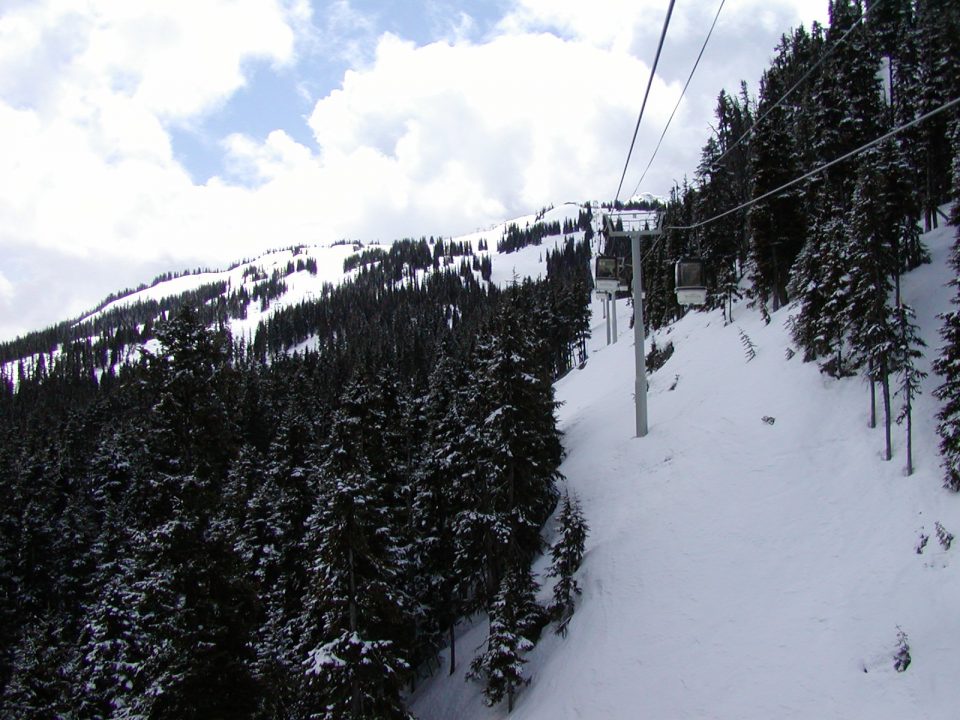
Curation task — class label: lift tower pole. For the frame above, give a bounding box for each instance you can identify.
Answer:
[631,231,648,437]
[605,211,662,438]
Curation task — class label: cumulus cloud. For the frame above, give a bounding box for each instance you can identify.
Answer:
[0,269,12,303]
[0,0,306,259]
[0,0,832,340]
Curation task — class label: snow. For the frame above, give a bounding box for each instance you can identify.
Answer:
[411,218,960,719]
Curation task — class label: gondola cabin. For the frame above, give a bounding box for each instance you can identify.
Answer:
[595,255,623,294]
[675,258,707,305]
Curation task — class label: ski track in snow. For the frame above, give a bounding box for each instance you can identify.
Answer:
[411,217,960,720]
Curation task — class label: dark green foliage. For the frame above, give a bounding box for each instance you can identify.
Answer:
[468,567,537,712]
[547,493,589,635]
[498,219,564,253]
[933,120,960,491]
[934,297,960,491]
[748,58,807,315]
[302,383,415,718]
[892,303,926,474]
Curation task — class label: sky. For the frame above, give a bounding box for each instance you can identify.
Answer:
[0,0,830,341]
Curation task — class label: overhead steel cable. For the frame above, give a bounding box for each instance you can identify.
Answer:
[614,0,676,206]
[664,94,960,232]
[629,0,726,200]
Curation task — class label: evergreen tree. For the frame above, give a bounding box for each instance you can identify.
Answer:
[892,303,927,475]
[468,567,536,713]
[932,122,960,491]
[748,66,807,316]
[791,0,886,370]
[547,493,589,634]
[413,349,473,675]
[105,306,261,719]
[847,149,899,457]
[302,382,414,719]
[457,301,561,604]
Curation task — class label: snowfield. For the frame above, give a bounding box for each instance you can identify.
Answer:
[411,218,960,720]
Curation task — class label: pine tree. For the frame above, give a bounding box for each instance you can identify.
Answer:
[468,567,536,713]
[547,493,589,634]
[847,149,899,457]
[913,0,960,230]
[102,306,261,719]
[457,301,561,604]
[791,0,887,370]
[302,382,414,719]
[413,349,473,675]
[748,66,806,316]
[893,303,927,475]
[932,121,960,491]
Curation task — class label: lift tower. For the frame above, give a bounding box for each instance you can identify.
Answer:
[603,210,662,438]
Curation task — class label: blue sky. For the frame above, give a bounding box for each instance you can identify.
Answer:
[0,0,829,341]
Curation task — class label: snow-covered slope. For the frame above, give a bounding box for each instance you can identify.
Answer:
[411,219,960,719]
[3,203,588,382]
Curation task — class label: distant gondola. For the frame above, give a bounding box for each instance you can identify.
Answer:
[595,255,624,294]
[675,258,706,305]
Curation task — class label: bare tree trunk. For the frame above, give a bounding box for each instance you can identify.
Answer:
[448,614,456,676]
[348,542,362,717]
[881,366,892,461]
[906,391,914,476]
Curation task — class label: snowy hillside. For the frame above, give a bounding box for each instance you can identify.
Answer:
[1,203,587,382]
[411,219,960,719]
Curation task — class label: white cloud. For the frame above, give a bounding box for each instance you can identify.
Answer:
[0,0,306,259]
[0,269,12,302]
[0,0,834,340]
[498,0,829,49]
[303,31,676,226]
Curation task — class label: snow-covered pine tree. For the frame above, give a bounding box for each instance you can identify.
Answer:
[847,148,900,458]
[892,302,927,475]
[102,306,261,719]
[865,0,930,273]
[694,143,732,320]
[302,381,414,719]
[791,0,886,372]
[547,492,589,635]
[913,0,960,230]
[468,566,537,713]
[789,203,851,372]
[0,612,80,719]
[748,65,806,318]
[229,431,314,717]
[453,300,561,607]
[932,120,960,491]
[413,348,474,675]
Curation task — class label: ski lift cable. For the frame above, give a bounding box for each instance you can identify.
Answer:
[711,0,891,172]
[664,94,960,232]
[614,0,677,206]
[629,0,727,200]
